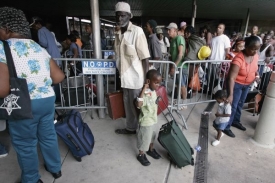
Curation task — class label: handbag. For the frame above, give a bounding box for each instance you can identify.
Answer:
[188,67,201,91]
[0,40,33,120]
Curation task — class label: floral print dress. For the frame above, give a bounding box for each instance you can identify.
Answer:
[0,38,55,100]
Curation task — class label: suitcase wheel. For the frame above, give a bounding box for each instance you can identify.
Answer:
[190,147,194,155]
[73,155,82,162]
[167,153,177,165]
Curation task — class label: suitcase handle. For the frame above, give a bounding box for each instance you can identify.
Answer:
[156,96,179,125]
[156,96,180,134]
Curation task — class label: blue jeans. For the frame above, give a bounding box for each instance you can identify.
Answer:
[225,82,250,130]
[9,96,61,183]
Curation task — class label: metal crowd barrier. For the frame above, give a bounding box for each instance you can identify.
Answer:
[172,60,231,129]
[81,50,115,59]
[244,59,274,114]
[176,60,231,105]
[53,55,274,128]
[54,58,117,111]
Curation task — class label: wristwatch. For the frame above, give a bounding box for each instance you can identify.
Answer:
[137,97,143,102]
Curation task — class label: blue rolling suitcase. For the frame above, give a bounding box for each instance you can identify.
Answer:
[55,110,95,162]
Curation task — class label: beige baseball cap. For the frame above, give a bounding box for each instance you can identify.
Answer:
[115,2,133,18]
[166,22,178,29]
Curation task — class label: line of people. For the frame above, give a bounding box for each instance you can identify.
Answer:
[112,2,275,164]
[0,2,274,180]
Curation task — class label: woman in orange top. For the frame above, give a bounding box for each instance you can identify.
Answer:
[223,36,261,138]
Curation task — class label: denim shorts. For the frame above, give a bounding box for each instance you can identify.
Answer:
[176,68,188,87]
[213,120,229,131]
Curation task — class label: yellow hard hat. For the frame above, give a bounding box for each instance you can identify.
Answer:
[198,46,211,60]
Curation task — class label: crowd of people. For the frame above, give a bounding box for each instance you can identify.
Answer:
[0,1,274,181]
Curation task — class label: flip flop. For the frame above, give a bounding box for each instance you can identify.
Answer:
[115,129,136,135]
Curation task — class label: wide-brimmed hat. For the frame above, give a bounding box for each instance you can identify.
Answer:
[115,2,133,18]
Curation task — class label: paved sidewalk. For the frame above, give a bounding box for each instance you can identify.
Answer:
[0,103,275,183]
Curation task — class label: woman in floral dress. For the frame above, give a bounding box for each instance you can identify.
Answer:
[0,7,64,183]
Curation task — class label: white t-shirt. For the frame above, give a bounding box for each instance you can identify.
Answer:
[215,103,231,124]
[210,34,231,60]
[158,37,170,54]
[254,36,263,45]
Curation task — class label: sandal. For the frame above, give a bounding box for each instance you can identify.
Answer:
[115,128,136,135]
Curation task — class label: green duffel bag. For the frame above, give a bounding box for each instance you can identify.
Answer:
[158,120,194,168]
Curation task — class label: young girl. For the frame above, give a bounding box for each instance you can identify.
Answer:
[226,39,245,60]
[212,90,231,146]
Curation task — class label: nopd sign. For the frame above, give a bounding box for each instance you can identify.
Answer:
[82,60,116,75]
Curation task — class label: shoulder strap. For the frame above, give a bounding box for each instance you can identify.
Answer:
[163,36,167,46]
[2,40,17,78]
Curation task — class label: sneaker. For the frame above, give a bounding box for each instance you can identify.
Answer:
[220,132,224,139]
[211,140,220,146]
[137,154,151,166]
[0,145,8,158]
[146,149,161,159]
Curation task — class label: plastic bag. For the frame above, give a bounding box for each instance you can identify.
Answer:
[189,68,201,91]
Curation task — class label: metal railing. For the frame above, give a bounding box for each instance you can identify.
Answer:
[176,60,231,105]
[81,49,115,59]
[244,59,274,114]
[55,55,274,126]
[54,58,117,111]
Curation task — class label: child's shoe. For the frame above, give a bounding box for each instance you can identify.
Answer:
[146,149,161,159]
[211,140,220,146]
[220,132,224,139]
[137,154,150,166]
[0,145,8,158]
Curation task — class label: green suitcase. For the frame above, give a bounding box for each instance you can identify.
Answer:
[156,95,194,168]
[158,120,194,168]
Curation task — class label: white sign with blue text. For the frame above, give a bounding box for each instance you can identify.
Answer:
[82,60,116,75]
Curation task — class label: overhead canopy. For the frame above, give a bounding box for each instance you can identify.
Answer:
[2,0,275,20]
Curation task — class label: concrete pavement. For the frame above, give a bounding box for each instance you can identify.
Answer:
[0,102,275,183]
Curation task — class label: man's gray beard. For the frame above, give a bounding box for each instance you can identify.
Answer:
[117,22,128,28]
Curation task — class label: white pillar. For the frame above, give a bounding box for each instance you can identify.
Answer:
[243,8,250,37]
[90,0,105,118]
[251,71,275,148]
[191,0,197,27]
